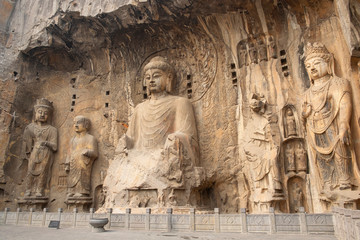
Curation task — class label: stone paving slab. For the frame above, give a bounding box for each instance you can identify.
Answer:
[0,225,337,240]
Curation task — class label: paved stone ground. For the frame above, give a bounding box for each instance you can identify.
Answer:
[0,225,337,240]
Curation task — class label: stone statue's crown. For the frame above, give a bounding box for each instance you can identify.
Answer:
[304,42,331,62]
[34,98,53,110]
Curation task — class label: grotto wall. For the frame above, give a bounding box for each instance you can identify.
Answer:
[1,0,360,213]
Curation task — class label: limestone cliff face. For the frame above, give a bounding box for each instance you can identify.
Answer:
[0,0,360,213]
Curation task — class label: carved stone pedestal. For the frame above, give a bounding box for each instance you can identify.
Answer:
[17,197,48,211]
[65,196,92,212]
[320,189,360,211]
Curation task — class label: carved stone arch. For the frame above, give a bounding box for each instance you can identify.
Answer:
[287,176,308,213]
[93,184,105,211]
[236,39,249,68]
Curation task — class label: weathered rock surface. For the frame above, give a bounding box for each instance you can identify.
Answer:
[0,0,360,213]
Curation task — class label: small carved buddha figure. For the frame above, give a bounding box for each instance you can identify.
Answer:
[65,116,98,198]
[285,144,296,173]
[267,35,277,59]
[237,40,248,68]
[248,41,258,64]
[295,142,307,173]
[23,98,57,197]
[285,108,297,137]
[302,42,357,191]
[257,37,268,62]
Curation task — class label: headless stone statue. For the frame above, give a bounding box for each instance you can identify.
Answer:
[65,116,98,198]
[23,98,57,197]
[104,56,203,208]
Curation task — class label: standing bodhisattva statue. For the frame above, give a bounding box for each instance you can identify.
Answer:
[23,98,57,197]
[302,42,360,193]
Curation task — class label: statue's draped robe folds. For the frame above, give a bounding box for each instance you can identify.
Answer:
[23,123,57,193]
[104,94,201,207]
[66,134,98,195]
[303,77,360,190]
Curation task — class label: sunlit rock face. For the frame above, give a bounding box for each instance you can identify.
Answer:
[1,0,360,213]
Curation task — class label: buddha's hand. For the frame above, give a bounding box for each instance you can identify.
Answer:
[302,101,312,118]
[115,134,132,155]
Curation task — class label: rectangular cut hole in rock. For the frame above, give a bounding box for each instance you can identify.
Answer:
[230,63,236,69]
[187,89,192,94]
[105,103,109,108]
[282,66,288,71]
[233,79,238,84]
[72,94,76,99]
[71,101,75,106]
[231,72,237,78]
[187,82,192,88]
[106,91,110,95]
[280,50,286,56]
[187,74,191,80]
[281,58,287,65]
[143,86,147,91]
[143,94,148,99]
[70,108,74,112]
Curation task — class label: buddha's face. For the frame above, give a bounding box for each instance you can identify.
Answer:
[35,107,49,123]
[305,57,329,80]
[144,68,167,94]
[74,117,87,133]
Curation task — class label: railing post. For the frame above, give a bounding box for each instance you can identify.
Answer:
[16,208,21,225]
[29,208,34,225]
[240,208,247,233]
[190,208,195,232]
[107,208,112,229]
[351,210,360,240]
[89,208,94,229]
[125,208,131,230]
[214,208,220,232]
[89,208,94,219]
[4,208,10,224]
[356,221,360,240]
[73,208,78,228]
[299,207,307,234]
[42,208,48,227]
[167,208,173,232]
[145,208,151,231]
[269,207,276,234]
[58,208,63,223]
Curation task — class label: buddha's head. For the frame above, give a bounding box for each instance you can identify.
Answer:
[304,42,334,83]
[143,56,176,96]
[73,115,91,133]
[34,98,53,123]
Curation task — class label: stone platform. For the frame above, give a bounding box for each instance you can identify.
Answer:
[0,225,337,240]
